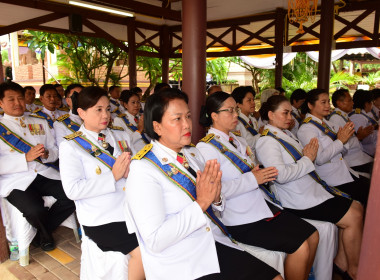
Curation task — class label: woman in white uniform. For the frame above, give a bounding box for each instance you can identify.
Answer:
[113,90,149,152]
[231,86,261,164]
[125,88,282,280]
[59,86,144,280]
[257,95,364,280]
[297,89,371,206]
[197,91,319,280]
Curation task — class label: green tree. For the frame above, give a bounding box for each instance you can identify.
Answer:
[206,58,229,84]
[25,30,129,88]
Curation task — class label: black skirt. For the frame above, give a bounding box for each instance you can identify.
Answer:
[83,221,138,255]
[284,196,352,224]
[195,242,280,280]
[336,173,370,206]
[227,202,316,254]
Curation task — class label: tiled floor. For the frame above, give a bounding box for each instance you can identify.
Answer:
[0,226,81,280]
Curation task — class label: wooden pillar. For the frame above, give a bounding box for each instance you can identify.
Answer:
[182,0,206,143]
[317,0,335,90]
[357,129,380,279]
[160,25,170,84]
[127,18,137,89]
[275,8,286,88]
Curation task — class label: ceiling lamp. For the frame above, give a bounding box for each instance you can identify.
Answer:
[288,0,318,34]
[69,0,134,17]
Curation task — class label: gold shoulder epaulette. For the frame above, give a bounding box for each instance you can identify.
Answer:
[261,128,269,136]
[111,108,119,113]
[64,131,83,140]
[110,125,124,131]
[33,108,42,113]
[189,143,195,147]
[117,113,126,118]
[29,114,45,119]
[33,99,43,106]
[232,131,241,137]
[200,133,215,143]
[57,114,70,122]
[355,108,361,114]
[336,110,341,115]
[58,106,70,112]
[303,117,312,123]
[132,143,153,160]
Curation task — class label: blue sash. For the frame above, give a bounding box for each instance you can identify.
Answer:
[306,119,337,141]
[61,117,80,132]
[327,111,349,123]
[0,122,59,171]
[110,99,120,107]
[291,111,302,124]
[238,116,258,136]
[208,138,282,205]
[33,110,54,128]
[349,110,378,125]
[371,108,379,121]
[119,115,149,144]
[264,130,351,199]
[72,135,116,170]
[143,150,234,241]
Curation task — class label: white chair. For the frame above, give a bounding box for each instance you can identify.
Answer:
[0,197,80,266]
[80,225,129,280]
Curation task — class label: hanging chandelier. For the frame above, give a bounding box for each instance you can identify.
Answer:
[288,0,318,34]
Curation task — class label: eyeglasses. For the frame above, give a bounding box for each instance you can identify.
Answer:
[217,107,239,114]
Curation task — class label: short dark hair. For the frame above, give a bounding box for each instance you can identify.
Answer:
[120,90,139,104]
[353,89,373,109]
[131,87,142,94]
[300,88,328,114]
[144,88,188,140]
[276,87,286,94]
[199,91,230,127]
[153,82,170,94]
[40,84,58,97]
[24,86,36,92]
[332,88,349,108]
[231,86,256,104]
[78,86,108,111]
[54,84,63,89]
[0,82,24,100]
[290,89,307,104]
[260,95,289,121]
[371,88,380,101]
[109,85,120,93]
[64,83,84,98]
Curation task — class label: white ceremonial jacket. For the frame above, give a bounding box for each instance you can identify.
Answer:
[113,110,148,152]
[25,103,42,115]
[290,106,302,135]
[328,108,373,167]
[349,109,378,156]
[297,113,354,187]
[53,111,83,147]
[109,97,121,119]
[234,112,260,164]
[59,125,134,226]
[124,141,242,280]
[256,124,333,210]
[196,127,273,226]
[0,114,60,197]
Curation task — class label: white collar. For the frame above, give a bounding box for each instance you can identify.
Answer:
[306,113,326,124]
[334,108,349,118]
[208,127,235,142]
[154,140,185,160]
[42,107,57,116]
[80,124,108,144]
[3,113,26,121]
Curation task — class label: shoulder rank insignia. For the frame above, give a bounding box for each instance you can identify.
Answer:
[200,133,215,143]
[303,117,312,123]
[232,131,241,137]
[336,111,342,115]
[132,143,153,160]
[111,108,119,113]
[189,143,196,147]
[117,113,126,118]
[58,106,70,112]
[29,114,45,119]
[355,108,361,114]
[32,108,42,114]
[57,114,70,122]
[110,125,124,131]
[64,131,83,140]
[33,99,43,106]
[261,128,269,136]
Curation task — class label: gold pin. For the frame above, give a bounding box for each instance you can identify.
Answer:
[167,171,173,177]
[216,135,220,139]
[9,149,14,152]
[6,131,11,135]
[190,153,195,157]
[273,131,277,135]
[162,158,168,162]
[123,187,126,191]
[171,167,179,175]
[102,142,109,149]
[325,129,329,133]
[68,124,71,128]
[183,162,190,169]
[95,166,102,175]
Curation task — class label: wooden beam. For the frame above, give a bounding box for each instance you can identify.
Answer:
[287,20,321,45]
[373,8,379,46]
[135,33,160,50]
[275,8,286,88]
[0,12,66,36]
[206,28,234,50]
[335,14,374,39]
[334,9,374,40]
[82,18,129,52]
[28,26,98,38]
[235,21,276,49]
[135,50,160,58]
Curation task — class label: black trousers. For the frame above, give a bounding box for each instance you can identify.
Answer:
[6,174,75,242]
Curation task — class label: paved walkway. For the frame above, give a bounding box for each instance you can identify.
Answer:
[0,226,80,280]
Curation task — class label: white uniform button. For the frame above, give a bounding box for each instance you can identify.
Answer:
[206,227,210,232]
